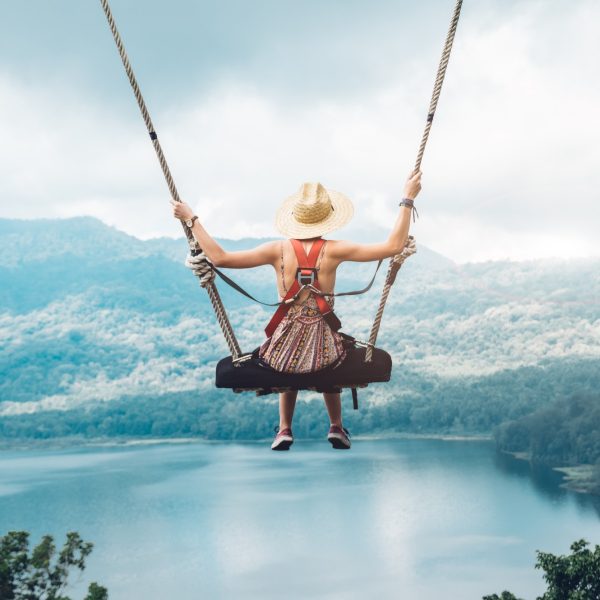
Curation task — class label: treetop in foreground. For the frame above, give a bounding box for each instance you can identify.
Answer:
[0,530,108,600]
[483,539,600,600]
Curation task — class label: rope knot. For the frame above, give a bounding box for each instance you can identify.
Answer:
[185,252,216,287]
[391,236,417,266]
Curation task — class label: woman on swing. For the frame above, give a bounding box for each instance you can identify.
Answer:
[172,170,422,451]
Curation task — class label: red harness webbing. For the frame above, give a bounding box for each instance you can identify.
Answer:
[264,238,336,338]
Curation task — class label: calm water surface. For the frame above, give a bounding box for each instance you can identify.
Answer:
[1,438,599,600]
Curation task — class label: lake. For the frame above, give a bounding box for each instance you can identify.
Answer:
[1,438,599,600]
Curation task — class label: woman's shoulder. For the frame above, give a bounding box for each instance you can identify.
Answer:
[320,238,348,261]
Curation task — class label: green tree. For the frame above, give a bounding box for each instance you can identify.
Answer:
[84,583,108,600]
[483,539,600,600]
[535,539,600,600]
[0,531,108,600]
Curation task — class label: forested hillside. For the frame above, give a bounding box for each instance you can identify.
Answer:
[494,393,600,494]
[1,217,599,441]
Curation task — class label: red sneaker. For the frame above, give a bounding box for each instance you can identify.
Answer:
[328,425,351,450]
[271,427,294,451]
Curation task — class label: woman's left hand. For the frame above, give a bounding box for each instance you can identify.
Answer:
[170,199,195,221]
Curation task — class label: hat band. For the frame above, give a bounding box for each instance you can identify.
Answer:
[293,201,333,224]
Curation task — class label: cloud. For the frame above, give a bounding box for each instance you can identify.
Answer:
[0,0,599,262]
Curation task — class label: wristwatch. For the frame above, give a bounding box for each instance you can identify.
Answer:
[185,215,199,228]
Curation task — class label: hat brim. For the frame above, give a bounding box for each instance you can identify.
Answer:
[275,188,354,239]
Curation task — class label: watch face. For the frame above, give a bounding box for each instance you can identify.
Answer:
[185,219,192,227]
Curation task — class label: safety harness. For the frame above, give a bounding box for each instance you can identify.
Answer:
[265,239,341,338]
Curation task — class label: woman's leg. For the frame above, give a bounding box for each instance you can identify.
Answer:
[323,391,343,427]
[279,390,298,429]
[324,391,351,449]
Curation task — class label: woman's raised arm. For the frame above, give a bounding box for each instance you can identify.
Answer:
[171,200,279,268]
[328,170,422,264]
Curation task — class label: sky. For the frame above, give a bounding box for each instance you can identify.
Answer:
[0,0,599,263]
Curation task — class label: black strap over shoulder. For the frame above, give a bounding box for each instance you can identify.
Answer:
[210,265,282,306]
[209,260,383,308]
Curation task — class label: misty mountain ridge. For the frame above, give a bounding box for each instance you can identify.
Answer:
[0,216,454,270]
[0,217,598,429]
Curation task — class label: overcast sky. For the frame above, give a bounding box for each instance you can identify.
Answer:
[1,0,598,263]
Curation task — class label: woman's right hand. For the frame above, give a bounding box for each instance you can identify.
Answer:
[403,170,422,200]
[170,199,195,221]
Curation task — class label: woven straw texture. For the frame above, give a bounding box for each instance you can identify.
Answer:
[275,182,354,239]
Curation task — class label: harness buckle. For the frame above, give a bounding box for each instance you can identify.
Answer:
[296,267,318,286]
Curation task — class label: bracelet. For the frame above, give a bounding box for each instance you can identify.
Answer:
[399,198,419,222]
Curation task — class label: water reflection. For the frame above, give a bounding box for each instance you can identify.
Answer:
[1,439,599,600]
[493,448,600,517]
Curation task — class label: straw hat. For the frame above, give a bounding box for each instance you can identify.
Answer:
[275,182,354,239]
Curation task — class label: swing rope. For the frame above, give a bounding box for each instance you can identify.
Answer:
[99,0,242,360]
[364,0,463,362]
[99,0,462,369]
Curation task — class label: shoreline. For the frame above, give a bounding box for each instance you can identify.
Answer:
[552,465,598,495]
[501,450,599,497]
[356,432,492,442]
[0,431,493,452]
[5,435,597,496]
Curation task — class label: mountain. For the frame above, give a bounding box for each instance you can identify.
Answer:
[0,217,453,314]
[0,217,599,441]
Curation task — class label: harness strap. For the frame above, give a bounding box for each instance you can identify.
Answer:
[292,238,324,269]
[290,239,333,319]
[265,278,301,337]
[205,254,384,306]
[265,239,337,337]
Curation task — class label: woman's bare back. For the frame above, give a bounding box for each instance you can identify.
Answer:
[277,238,337,302]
